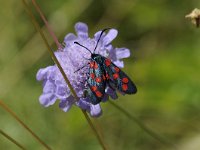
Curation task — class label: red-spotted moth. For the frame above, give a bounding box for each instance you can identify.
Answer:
[74,29,137,104]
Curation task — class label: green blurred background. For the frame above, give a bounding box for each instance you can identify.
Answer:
[1,0,200,149]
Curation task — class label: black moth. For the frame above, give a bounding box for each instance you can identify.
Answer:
[74,28,137,105]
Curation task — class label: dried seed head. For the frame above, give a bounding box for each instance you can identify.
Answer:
[186,8,200,27]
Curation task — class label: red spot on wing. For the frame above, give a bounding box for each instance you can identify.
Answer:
[90,61,98,69]
[90,62,94,68]
[114,67,120,72]
[113,73,119,79]
[105,59,111,66]
[94,62,98,69]
[90,73,95,79]
[122,84,128,91]
[103,75,106,80]
[91,86,97,91]
[95,77,102,83]
[106,73,110,79]
[122,77,129,83]
[95,91,102,97]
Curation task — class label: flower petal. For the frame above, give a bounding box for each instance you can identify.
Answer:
[36,66,54,81]
[89,104,102,117]
[64,33,77,47]
[55,84,69,99]
[94,31,103,41]
[43,80,55,93]
[39,93,57,107]
[75,22,88,39]
[116,48,130,59]
[59,95,75,112]
[106,87,118,99]
[101,94,109,102]
[113,60,124,68]
[76,98,90,110]
[103,29,118,45]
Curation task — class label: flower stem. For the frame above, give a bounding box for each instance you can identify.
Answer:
[22,1,108,149]
[0,100,51,150]
[82,110,108,150]
[0,129,26,150]
[109,100,178,150]
[22,0,76,98]
[31,0,62,49]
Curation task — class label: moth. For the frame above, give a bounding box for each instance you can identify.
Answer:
[74,29,137,105]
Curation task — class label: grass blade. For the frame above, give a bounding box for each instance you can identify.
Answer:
[0,100,51,150]
[0,129,26,150]
[109,100,177,149]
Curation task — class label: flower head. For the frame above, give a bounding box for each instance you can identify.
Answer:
[36,22,131,117]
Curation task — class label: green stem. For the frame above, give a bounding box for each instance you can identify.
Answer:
[0,100,51,150]
[0,129,26,150]
[109,100,177,150]
[22,1,108,149]
[31,0,62,49]
[22,0,76,98]
[82,110,107,150]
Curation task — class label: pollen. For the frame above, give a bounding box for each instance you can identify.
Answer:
[122,84,128,91]
[113,73,119,79]
[122,77,129,83]
[105,59,111,66]
[95,77,102,83]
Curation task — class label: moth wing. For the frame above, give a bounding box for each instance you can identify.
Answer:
[85,88,101,105]
[103,58,137,94]
[86,61,106,104]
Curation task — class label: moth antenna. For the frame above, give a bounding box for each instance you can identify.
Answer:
[74,41,92,54]
[94,28,111,53]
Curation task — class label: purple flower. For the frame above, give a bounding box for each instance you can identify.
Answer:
[36,22,131,117]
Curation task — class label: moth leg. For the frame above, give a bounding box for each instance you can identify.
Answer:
[82,89,88,98]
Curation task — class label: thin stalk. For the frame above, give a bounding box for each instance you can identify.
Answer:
[22,0,108,149]
[31,0,62,49]
[0,129,26,150]
[0,100,51,150]
[22,0,76,97]
[109,100,177,149]
[82,110,107,150]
